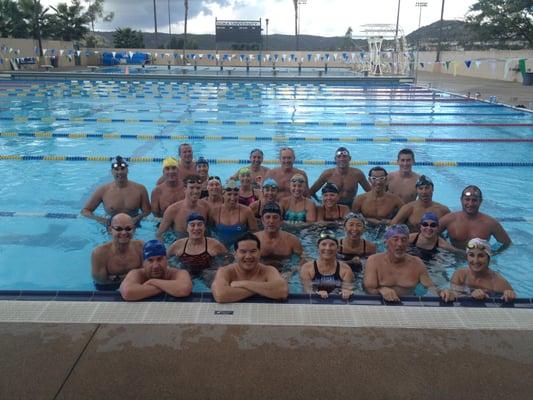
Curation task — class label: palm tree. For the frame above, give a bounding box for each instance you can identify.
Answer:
[0,0,28,38]
[293,0,298,51]
[19,0,49,58]
[113,27,144,48]
[50,1,90,42]
[182,0,188,65]
[153,0,158,48]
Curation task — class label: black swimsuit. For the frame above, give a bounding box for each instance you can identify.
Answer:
[337,239,369,272]
[409,233,439,261]
[312,261,342,293]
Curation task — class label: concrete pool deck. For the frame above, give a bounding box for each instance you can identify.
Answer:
[416,71,533,110]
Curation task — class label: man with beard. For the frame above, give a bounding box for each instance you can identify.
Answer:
[157,143,196,185]
[439,185,511,251]
[151,156,185,217]
[390,175,450,232]
[364,224,455,302]
[120,240,192,301]
[81,156,150,226]
[309,147,370,207]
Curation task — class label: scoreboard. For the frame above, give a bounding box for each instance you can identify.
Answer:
[215,19,262,43]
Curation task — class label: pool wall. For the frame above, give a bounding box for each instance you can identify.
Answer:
[1,318,532,399]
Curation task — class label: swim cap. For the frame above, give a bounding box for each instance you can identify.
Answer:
[420,212,439,224]
[321,182,339,194]
[224,179,240,190]
[318,229,338,245]
[290,173,306,183]
[462,185,483,200]
[196,156,209,166]
[416,175,434,188]
[262,178,279,189]
[238,167,251,175]
[187,212,205,224]
[143,240,166,260]
[466,238,492,257]
[111,155,128,169]
[162,156,178,168]
[261,202,282,216]
[335,147,350,156]
[384,224,410,240]
[344,212,366,226]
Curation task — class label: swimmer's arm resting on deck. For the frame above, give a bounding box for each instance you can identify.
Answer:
[81,186,109,225]
[144,270,193,298]
[230,270,288,300]
[120,270,163,301]
[362,256,400,301]
[211,267,257,303]
[419,267,455,302]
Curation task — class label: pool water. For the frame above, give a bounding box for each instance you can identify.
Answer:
[1,78,533,296]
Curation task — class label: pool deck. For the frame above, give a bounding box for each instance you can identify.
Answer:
[416,71,533,110]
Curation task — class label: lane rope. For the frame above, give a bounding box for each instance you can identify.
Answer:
[0,210,530,223]
[1,116,531,127]
[2,132,533,143]
[1,155,532,167]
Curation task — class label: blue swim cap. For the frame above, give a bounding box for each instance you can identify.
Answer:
[143,240,166,260]
[262,178,278,188]
[187,212,205,224]
[384,224,410,240]
[420,212,439,224]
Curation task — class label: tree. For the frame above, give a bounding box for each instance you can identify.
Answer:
[113,27,144,48]
[19,0,51,57]
[84,0,113,35]
[466,0,533,47]
[0,0,28,37]
[343,26,354,50]
[49,1,90,42]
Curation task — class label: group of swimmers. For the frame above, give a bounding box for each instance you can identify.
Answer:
[83,144,515,303]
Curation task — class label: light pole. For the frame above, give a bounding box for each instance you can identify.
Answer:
[265,18,269,51]
[414,2,427,83]
[297,0,307,52]
[394,0,401,74]
[436,0,445,62]
[153,0,158,48]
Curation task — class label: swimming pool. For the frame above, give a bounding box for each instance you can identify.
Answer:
[1,76,532,297]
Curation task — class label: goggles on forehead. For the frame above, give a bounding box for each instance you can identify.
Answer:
[207,176,221,182]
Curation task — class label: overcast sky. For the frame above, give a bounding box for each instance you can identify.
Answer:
[42,0,478,36]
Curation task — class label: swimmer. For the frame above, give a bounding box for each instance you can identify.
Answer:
[120,240,192,301]
[157,175,209,240]
[337,212,377,272]
[230,148,270,187]
[167,213,227,277]
[237,167,261,206]
[264,147,309,198]
[209,180,258,248]
[387,148,420,203]
[157,143,196,185]
[255,202,305,269]
[364,224,455,302]
[195,156,210,198]
[280,174,317,225]
[250,178,280,219]
[309,147,370,207]
[211,233,289,303]
[352,166,404,226]
[439,185,511,251]
[300,229,354,299]
[450,238,515,302]
[150,156,185,217]
[316,182,350,222]
[390,175,450,232]
[407,212,463,262]
[81,156,150,226]
[200,175,224,209]
[91,213,144,290]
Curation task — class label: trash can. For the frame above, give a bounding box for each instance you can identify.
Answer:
[522,72,533,86]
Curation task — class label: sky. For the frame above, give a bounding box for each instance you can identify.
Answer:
[42,0,478,36]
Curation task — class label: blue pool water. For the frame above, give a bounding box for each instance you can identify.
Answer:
[1,77,533,296]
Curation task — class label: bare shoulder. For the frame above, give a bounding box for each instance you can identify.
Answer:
[261,264,283,276]
[451,268,467,283]
[131,240,144,251]
[349,167,366,178]
[92,242,112,257]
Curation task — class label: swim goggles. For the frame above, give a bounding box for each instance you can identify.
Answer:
[112,225,134,232]
[318,229,338,244]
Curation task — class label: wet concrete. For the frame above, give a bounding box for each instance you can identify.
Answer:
[1,323,532,399]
